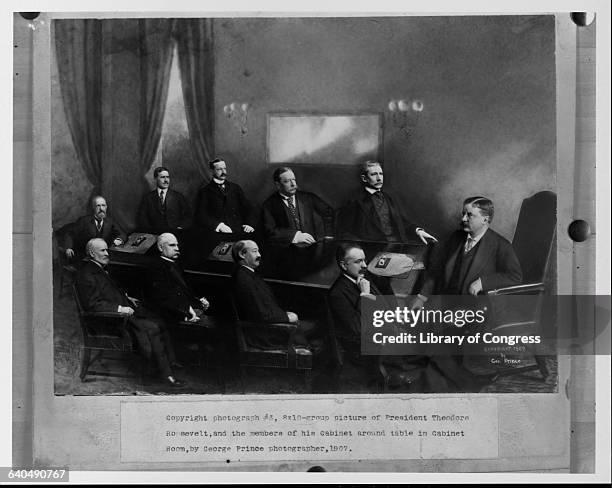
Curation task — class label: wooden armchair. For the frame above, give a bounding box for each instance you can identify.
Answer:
[72,285,142,381]
[228,293,314,392]
[485,191,557,379]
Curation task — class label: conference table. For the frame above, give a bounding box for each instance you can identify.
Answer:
[108,234,430,301]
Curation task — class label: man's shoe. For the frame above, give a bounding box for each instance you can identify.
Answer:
[165,376,187,387]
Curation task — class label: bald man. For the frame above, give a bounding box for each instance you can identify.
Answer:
[146,233,210,323]
[75,238,185,387]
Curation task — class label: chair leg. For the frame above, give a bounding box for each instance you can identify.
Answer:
[304,369,313,393]
[79,348,91,381]
[535,356,549,379]
[239,365,247,394]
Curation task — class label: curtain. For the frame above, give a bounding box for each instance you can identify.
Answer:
[174,18,215,179]
[138,18,176,178]
[54,19,103,195]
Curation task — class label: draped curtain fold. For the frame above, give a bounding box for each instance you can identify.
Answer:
[174,18,215,178]
[138,18,176,178]
[54,19,103,195]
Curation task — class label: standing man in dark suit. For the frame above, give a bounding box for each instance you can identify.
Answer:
[137,167,191,234]
[146,233,210,323]
[64,195,125,260]
[337,160,436,244]
[75,238,185,387]
[261,167,334,247]
[194,158,256,237]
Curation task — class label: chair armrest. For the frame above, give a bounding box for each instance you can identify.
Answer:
[237,320,298,332]
[82,311,130,320]
[486,282,545,296]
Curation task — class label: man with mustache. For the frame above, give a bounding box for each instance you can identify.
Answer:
[328,243,467,392]
[64,195,125,261]
[338,160,437,244]
[415,196,522,299]
[261,167,334,247]
[411,196,522,392]
[194,158,256,237]
[137,167,191,234]
[146,233,210,323]
[231,239,315,348]
[75,238,185,387]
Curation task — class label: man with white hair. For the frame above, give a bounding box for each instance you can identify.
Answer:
[146,233,210,323]
[75,238,185,387]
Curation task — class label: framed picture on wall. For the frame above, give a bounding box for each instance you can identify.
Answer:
[266,113,383,165]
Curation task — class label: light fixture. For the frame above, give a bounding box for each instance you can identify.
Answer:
[387,98,424,136]
[223,102,250,135]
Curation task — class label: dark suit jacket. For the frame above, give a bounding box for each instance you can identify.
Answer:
[231,265,288,323]
[145,257,203,321]
[337,188,419,242]
[328,274,388,347]
[64,215,125,257]
[75,259,134,313]
[421,228,523,296]
[137,189,191,234]
[195,180,255,232]
[261,191,334,246]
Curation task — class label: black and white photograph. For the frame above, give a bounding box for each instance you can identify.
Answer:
[8,3,608,480]
[50,14,559,396]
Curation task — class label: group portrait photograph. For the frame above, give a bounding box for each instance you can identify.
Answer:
[49,14,560,397]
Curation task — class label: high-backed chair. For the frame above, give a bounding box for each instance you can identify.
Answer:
[55,223,78,298]
[227,293,314,393]
[72,285,141,381]
[486,190,557,379]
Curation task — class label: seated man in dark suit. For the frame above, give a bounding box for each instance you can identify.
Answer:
[414,196,522,300]
[75,238,185,387]
[194,158,256,237]
[337,160,436,244]
[231,239,316,348]
[146,233,210,323]
[411,196,522,391]
[64,195,125,261]
[137,166,191,234]
[261,167,334,248]
[328,243,448,390]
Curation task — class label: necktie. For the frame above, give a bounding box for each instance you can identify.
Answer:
[219,184,226,195]
[465,236,476,253]
[372,191,385,210]
[286,196,301,229]
[159,190,166,214]
[95,219,102,234]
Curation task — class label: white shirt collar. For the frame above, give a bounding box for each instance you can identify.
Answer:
[241,264,255,272]
[365,186,381,195]
[343,273,359,285]
[212,178,226,185]
[466,227,489,245]
[160,256,175,263]
[158,188,166,196]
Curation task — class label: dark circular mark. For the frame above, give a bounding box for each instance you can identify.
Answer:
[226,459,230,463]
[243,69,251,77]
[571,12,595,27]
[19,12,40,20]
[568,219,591,242]
[307,466,326,472]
